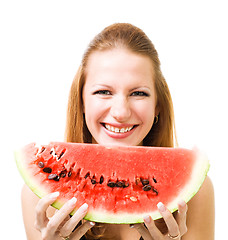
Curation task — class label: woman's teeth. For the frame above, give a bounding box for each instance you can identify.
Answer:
[104,124,134,133]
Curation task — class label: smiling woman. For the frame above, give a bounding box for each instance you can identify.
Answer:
[82,48,157,146]
[21,23,214,240]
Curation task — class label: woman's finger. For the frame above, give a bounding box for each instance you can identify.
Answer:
[157,202,180,238]
[46,197,77,235]
[60,203,89,237]
[131,222,155,240]
[70,221,95,239]
[176,200,188,235]
[144,215,164,239]
[35,192,59,230]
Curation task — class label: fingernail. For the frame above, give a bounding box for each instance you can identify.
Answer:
[143,215,151,224]
[69,197,77,205]
[157,202,166,212]
[50,192,59,198]
[78,203,88,212]
[178,199,186,207]
[129,224,135,228]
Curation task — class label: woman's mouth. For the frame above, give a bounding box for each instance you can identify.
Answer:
[102,123,138,138]
[104,124,135,133]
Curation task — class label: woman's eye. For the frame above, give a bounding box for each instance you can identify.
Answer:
[131,91,149,97]
[94,90,111,95]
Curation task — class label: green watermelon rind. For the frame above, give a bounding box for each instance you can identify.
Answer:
[15,146,210,224]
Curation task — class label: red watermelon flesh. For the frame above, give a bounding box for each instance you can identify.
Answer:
[15,142,209,223]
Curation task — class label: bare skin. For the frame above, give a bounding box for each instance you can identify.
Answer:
[21,176,214,240]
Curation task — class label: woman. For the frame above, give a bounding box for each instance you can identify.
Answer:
[22,23,215,240]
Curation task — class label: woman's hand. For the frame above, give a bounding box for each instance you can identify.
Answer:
[34,192,94,240]
[132,200,188,240]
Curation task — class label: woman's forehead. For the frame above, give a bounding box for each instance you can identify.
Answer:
[85,49,155,85]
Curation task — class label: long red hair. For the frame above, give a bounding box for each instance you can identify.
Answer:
[65,23,177,147]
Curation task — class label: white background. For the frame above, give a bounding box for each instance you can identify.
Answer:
[1,0,227,238]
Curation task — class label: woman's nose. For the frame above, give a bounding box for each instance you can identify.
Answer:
[110,96,131,122]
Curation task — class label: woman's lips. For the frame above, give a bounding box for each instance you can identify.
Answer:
[101,123,137,139]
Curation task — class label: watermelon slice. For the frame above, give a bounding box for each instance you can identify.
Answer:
[15,142,209,224]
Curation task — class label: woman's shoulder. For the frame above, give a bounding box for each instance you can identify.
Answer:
[202,176,214,190]
[192,176,214,203]
[187,176,214,212]
[183,176,215,239]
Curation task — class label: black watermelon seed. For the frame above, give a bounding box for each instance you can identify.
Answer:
[54,175,60,181]
[153,188,159,195]
[58,151,65,160]
[141,179,150,186]
[60,171,66,178]
[40,147,45,153]
[60,173,66,178]
[107,181,115,188]
[123,182,129,188]
[142,184,152,191]
[99,176,104,184]
[84,172,90,179]
[91,179,96,184]
[38,161,44,168]
[43,167,52,173]
[153,177,157,183]
[68,171,72,177]
[48,174,58,180]
[116,181,124,188]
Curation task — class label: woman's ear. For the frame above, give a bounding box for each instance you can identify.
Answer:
[155,106,159,117]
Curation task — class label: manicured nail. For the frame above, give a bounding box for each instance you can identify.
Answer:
[129,224,135,228]
[178,199,186,207]
[69,197,77,205]
[89,221,95,226]
[157,202,166,212]
[143,215,151,224]
[50,192,59,198]
[78,203,88,212]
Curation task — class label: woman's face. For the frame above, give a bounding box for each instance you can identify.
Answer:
[82,48,157,146]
